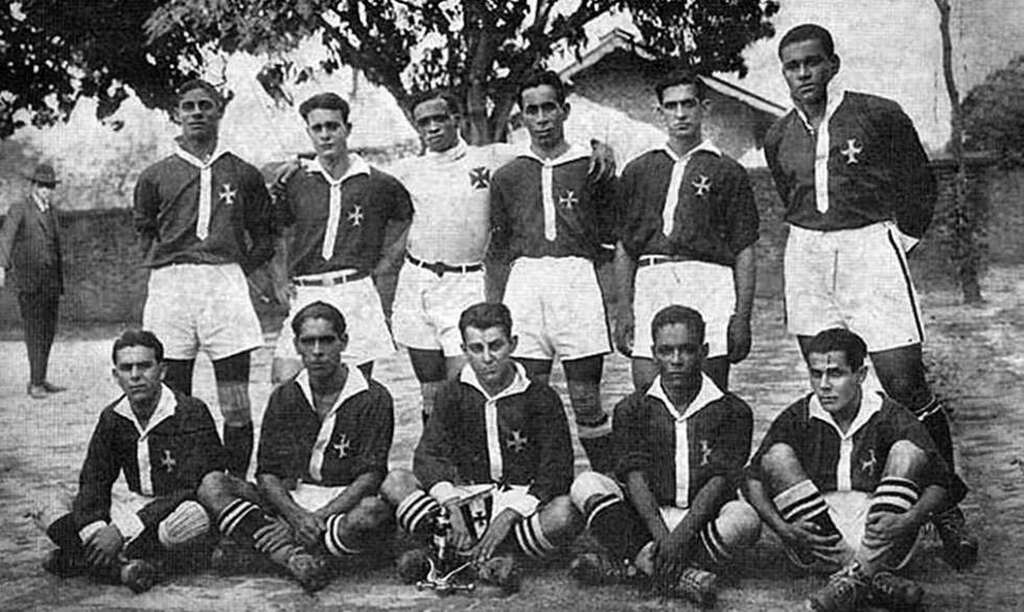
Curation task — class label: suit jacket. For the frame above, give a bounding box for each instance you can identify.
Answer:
[0,195,63,294]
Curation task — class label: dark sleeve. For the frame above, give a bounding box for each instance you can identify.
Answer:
[174,397,227,488]
[256,387,303,480]
[348,385,395,481]
[71,411,121,528]
[242,164,275,273]
[763,123,791,207]
[0,197,25,268]
[413,384,463,489]
[527,387,574,501]
[136,492,194,528]
[273,174,298,230]
[593,172,619,247]
[132,170,160,248]
[387,174,414,222]
[708,398,754,490]
[487,176,510,262]
[885,404,952,490]
[614,397,652,481]
[745,400,806,483]
[887,106,936,239]
[723,164,760,255]
[617,162,640,256]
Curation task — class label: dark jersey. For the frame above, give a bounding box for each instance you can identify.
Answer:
[746,391,951,493]
[764,91,936,238]
[414,363,573,504]
[133,148,275,271]
[489,144,616,262]
[275,156,413,275]
[615,375,753,508]
[619,145,759,266]
[72,387,225,530]
[257,369,394,486]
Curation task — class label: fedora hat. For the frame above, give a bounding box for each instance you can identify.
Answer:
[25,163,59,187]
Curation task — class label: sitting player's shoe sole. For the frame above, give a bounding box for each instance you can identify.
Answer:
[675,567,719,608]
[932,506,979,571]
[475,554,521,594]
[396,548,432,584]
[286,552,333,593]
[42,548,89,577]
[867,571,924,609]
[120,559,159,594]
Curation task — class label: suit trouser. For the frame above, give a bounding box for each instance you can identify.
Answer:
[18,289,59,385]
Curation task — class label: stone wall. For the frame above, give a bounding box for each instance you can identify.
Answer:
[0,161,1012,327]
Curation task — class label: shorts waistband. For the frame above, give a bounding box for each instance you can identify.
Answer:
[293,269,370,287]
[405,252,484,277]
[637,254,692,268]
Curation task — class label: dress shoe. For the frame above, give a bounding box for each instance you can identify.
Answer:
[27,384,48,400]
[41,381,67,393]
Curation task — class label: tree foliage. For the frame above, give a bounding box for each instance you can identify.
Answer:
[962,55,1024,167]
[145,0,780,144]
[0,1,205,139]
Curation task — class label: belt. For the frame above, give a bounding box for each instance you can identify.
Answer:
[406,253,484,277]
[292,269,370,287]
[636,255,689,268]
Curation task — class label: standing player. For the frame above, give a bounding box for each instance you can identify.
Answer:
[270,92,412,382]
[487,71,618,472]
[390,88,616,425]
[0,163,67,398]
[615,70,758,391]
[36,330,224,593]
[381,303,580,590]
[763,23,976,567]
[570,306,760,606]
[743,328,954,611]
[133,79,274,478]
[197,301,394,592]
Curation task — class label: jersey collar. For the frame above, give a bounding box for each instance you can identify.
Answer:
[792,76,847,133]
[459,360,532,401]
[113,384,178,440]
[647,373,725,422]
[517,142,591,167]
[295,366,369,421]
[174,140,231,168]
[427,138,469,163]
[658,139,721,163]
[808,387,883,440]
[302,153,371,186]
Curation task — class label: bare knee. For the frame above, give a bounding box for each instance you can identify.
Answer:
[347,496,392,529]
[883,440,928,479]
[380,469,422,505]
[719,500,763,546]
[569,470,621,513]
[761,443,805,492]
[198,471,241,510]
[539,495,581,534]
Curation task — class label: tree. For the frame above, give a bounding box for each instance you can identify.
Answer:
[145,0,780,144]
[0,1,205,139]
[962,55,1024,166]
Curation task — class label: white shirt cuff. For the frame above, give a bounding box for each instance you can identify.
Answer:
[428,481,461,505]
[501,490,541,518]
[77,520,108,543]
[113,512,146,541]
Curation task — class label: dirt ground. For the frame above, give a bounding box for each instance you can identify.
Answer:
[1,266,1021,611]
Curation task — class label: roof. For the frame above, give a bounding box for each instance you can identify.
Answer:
[558,28,786,117]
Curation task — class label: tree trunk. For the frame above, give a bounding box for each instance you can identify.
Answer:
[935,0,983,302]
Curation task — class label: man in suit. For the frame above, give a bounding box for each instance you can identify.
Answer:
[0,163,67,399]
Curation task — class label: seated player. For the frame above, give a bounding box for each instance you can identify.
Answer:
[743,328,954,611]
[570,305,760,606]
[35,330,225,593]
[380,302,581,592]
[197,301,394,592]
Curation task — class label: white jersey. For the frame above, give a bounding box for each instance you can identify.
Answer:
[392,140,518,264]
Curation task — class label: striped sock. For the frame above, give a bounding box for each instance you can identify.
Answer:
[322,514,363,557]
[513,513,557,560]
[585,494,633,555]
[869,477,920,515]
[774,479,842,536]
[695,520,733,570]
[217,499,271,544]
[396,490,440,537]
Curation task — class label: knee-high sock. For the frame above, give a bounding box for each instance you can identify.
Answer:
[859,476,920,573]
[773,479,842,566]
[513,513,558,560]
[223,423,254,478]
[396,490,441,538]
[217,499,297,563]
[584,494,637,559]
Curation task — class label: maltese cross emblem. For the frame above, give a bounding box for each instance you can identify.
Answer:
[558,190,578,209]
[506,430,529,453]
[333,434,351,459]
[840,139,863,164]
[347,205,364,227]
[692,175,711,197]
[160,449,176,473]
[219,183,237,205]
[469,166,490,189]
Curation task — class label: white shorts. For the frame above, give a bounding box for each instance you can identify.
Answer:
[432,483,539,538]
[632,259,734,359]
[822,490,922,572]
[144,263,263,361]
[275,276,394,366]
[504,257,611,361]
[292,483,346,512]
[391,261,485,356]
[785,222,925,351]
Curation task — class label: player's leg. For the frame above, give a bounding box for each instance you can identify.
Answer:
[212,351,254,479]
[517,357,553,384]
[510,495,581,561]
[569,471,649,584]
[563,355,614,473]
[759,442,848,570]
[163,359,196,396]
[197,471,330,590]
[120,499,213,571]
[38,290,60,389]
[143,264,201,394]
[382,468,442,540]
[320,496,393,558]
[631,357,658,391]
[703,356,730,391]
[18,290,48,393]
[408,348,448,425]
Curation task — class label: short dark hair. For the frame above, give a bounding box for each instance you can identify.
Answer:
[654,69,706,103]
[650,305,706,345]
[409,88,463,117]
[111,329,164,364]
[291,301,348,338]
[517,70,569,106]
[298,92,351,124]
[778,23,836,58]
[459,302,513,340]
[806,328,867,371]
[176,79,224,109]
